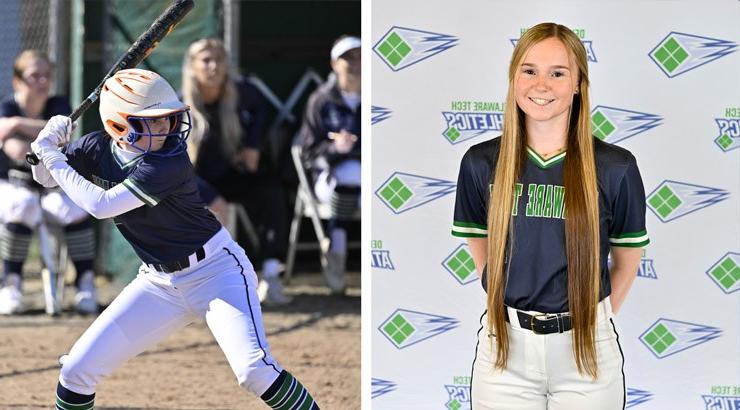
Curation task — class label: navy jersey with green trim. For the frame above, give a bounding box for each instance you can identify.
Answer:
[452,137,649,313]
[62,131,221,264]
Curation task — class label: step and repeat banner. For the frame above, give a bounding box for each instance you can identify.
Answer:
[371,1,739,409]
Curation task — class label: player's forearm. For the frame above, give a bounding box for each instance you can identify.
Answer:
[31,163,59,188]
[609,263,640,314]
[608,246,642,314]
[47,160,143,219]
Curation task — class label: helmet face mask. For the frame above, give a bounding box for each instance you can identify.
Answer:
[99,69,192,156]
[125,110,192,156]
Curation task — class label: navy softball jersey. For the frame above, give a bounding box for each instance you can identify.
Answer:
[452,137,650,313]
[62,131,221,264]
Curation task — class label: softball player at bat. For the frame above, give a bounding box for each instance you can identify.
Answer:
[451,23,649,409]
[30,69,319,410]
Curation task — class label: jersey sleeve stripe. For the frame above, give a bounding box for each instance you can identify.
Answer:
[609,239,650,248]
[122,179,159,207]
[451,226,488,237]
[610,230,648,239]
[453,221,487,230]
[609,234,650,247]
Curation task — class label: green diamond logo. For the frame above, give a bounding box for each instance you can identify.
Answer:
[376,31,413,67]
[652,36,690,73]
[381,313,416,347]
[715,133,734,151]
[447,399,462,410]
[592,110,616,140]
[445,127,461,142]
[443,244,478,285]
[647,185,682,219]
[376,172,456,214]
[641,323,677,355]
[639,319,722,358]
[707,253,740,293]
[378,177,414,211]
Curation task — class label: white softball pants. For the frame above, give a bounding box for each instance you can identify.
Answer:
[0,180,88,226]
[58,228,283,396]
[472,297,625,410]
[314,159,361,204]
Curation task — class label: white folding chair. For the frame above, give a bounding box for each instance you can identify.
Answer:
[284,144,360,282]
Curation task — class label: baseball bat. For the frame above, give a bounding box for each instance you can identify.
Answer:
[26,0,194,165]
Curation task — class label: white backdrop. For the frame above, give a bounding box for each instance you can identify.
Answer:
[370,1,740,409]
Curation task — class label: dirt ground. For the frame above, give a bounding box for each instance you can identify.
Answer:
[0,270,360,409]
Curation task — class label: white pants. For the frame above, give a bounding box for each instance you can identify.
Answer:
[0,180,88,226]
[314,159,361,205]
[59,228,283,395]
[472,298,625,410]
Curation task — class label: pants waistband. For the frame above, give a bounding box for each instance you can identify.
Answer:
[146,227,232,274]
[505,296,613,334]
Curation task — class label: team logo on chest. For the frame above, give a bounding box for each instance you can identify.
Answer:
[378,309,459,349]
[373,26,458,71]
[649,32,737,78]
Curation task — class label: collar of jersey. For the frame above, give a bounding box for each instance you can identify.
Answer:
[110,140,144,169]
[526,146,566,169]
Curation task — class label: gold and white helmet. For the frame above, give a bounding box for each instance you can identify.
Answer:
[99,68,191,155]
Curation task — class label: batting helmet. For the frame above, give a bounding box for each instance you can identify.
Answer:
[99,68,191,156]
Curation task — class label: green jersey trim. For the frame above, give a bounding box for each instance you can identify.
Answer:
[452,221,488,237]
[609,230,650,247]
[122,178,159,207]
[526,146,567,169]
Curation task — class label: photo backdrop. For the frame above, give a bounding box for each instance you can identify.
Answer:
[371,1,740,409]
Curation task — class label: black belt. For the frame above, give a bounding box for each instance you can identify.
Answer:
[147,247,206,273]
[506,309,572,334]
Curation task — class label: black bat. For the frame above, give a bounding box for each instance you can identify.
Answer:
[26,0,194,165]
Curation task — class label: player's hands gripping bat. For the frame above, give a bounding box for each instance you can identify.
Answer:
[26,0,194,165]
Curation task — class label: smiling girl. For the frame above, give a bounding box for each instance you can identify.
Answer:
[452,23,650,409]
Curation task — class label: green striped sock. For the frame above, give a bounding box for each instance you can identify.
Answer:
[56,382,95,410]
[261,370,320,410]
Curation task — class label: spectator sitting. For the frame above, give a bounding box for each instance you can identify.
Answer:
[298,35,361,295]
[181,38,292,305]
[0,50,98,314]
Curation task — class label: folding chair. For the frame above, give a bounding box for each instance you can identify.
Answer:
[284,143,360,282]
[224,202,261,254]
[284,144,331,281]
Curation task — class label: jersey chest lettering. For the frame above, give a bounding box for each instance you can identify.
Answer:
[487,182,566,219]
[513,183,565,219]
[91,174,119,190]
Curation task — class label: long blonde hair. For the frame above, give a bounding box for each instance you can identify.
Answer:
[181,38,242,163]
[487,22,601,378]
